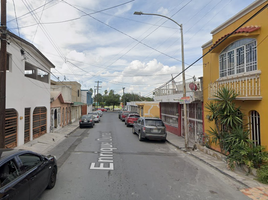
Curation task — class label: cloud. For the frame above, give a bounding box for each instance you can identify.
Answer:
[7,0,256,97]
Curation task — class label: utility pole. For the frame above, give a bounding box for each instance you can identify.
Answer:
[122,87,125,110]
[0,0,7,148]
[94,81,102,109]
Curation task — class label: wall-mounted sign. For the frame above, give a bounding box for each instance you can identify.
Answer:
[179,96,192,104]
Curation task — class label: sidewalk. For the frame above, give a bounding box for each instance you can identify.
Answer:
[16,123,268,200]
[15,121,79,155]
[166,132,268,200]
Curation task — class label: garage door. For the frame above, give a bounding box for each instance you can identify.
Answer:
[5,109,18,148]
[33,107,47,139]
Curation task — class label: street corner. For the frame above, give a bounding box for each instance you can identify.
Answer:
[240,186,268,200]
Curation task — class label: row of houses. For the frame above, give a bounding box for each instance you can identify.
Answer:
[153,0,268,151]
[3,31,94,148]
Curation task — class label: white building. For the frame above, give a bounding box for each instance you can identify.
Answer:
[5,31,55,148]
[81,90,93,114]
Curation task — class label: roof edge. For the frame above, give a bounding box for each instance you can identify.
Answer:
[202,39,213,49]
[211,0,266,35]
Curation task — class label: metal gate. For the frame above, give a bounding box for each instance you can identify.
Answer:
[33,107,47,139]
[5,109,18,148]
[24,108,30,143]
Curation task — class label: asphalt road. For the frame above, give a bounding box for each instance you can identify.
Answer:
[39,112,249,200]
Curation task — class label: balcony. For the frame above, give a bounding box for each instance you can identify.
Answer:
[208,71,262,100]
[154,78,203,103]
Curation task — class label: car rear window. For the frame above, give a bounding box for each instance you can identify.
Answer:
[145,120,164,126]
[130,115,140,118]
[81,115,87,119]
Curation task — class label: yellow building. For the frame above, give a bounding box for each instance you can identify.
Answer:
[202,0,268,150]
[127,102,160,118]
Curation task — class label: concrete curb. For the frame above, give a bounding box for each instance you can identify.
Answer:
[166,139,250,188]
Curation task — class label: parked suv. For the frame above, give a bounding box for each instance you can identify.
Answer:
[125,113,140,127]
[132,117,166,142]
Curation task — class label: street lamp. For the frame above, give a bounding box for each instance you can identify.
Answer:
[134,11,189,149]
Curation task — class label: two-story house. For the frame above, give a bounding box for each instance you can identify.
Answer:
[51,81,84,122]
[81,89,94,115]
[154,77,203,144]
[202,0,268,149]
[5,31,55,148]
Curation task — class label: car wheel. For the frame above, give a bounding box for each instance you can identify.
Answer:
[126,123,129,127]
[132,128,136,134]
[138,131,143,141]
[47,167,57,189]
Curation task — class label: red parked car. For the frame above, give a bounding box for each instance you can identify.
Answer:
[98,108,107,112]
[125,113,140,127]
[120,111,130,121]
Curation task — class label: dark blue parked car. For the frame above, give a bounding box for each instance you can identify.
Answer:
[0,149,57,200]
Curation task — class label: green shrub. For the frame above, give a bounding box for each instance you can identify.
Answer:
[257,164,268,184]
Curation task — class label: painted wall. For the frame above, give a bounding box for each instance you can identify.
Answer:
[135,102,160,118]
[6,35,53,146]
[202,0,268,149]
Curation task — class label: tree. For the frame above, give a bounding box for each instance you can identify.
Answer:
[94,93,103,107]
[122,93,154,103]
[205,87,242,152]
[104,89,120,110]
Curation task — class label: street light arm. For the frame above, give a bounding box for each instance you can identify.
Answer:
[133,11,182,28]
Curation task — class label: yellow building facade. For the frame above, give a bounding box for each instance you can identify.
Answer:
[202,0,268,150]
[127,102,160,118]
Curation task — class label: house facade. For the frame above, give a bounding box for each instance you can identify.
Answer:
[81,90,93,115]
[126,101,160,118]
[5,31,55,148]
[154,77,203,143]
[50,91,72,132]
[51,81,83,122]
[202,0,268,149]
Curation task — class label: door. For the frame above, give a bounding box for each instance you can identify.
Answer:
[19,153,50,200]
[0,159,29,200]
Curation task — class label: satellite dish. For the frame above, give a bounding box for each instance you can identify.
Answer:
[189,82,197,91]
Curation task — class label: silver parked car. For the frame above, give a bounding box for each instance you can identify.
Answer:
[89,112,101,123]
[132,117,166,142]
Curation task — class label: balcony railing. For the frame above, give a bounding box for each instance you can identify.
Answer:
[154,78,201,96]
[208,72,261,100]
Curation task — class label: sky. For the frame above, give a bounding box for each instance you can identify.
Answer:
[6,0,256,97]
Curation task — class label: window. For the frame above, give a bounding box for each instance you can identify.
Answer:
[219,38,257,78]
[19,154,42,173]
[6,53,11,71]
[25,62,49,83]
[0,159,20,187]
[249,110,261,146]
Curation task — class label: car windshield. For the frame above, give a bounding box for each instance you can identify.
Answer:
[145,120,164,126]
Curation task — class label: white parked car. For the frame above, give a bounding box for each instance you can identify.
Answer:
[95,110,103,117]
[88,112,100,123]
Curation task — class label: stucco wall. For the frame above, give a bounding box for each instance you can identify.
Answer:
[202,1,268,149]
[6,37,52,146]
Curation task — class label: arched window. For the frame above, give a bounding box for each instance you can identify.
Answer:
[219,38,257,78]
[249,110,261,146]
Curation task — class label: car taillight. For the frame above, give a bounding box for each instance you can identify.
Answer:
[143,127,146,132]
[79,120,82,122]
[90,119,92,122]
[97,116,99,118]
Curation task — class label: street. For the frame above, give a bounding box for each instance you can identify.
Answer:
[38,112,249,200]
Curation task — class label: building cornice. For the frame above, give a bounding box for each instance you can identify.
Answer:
[211,0,267,35]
